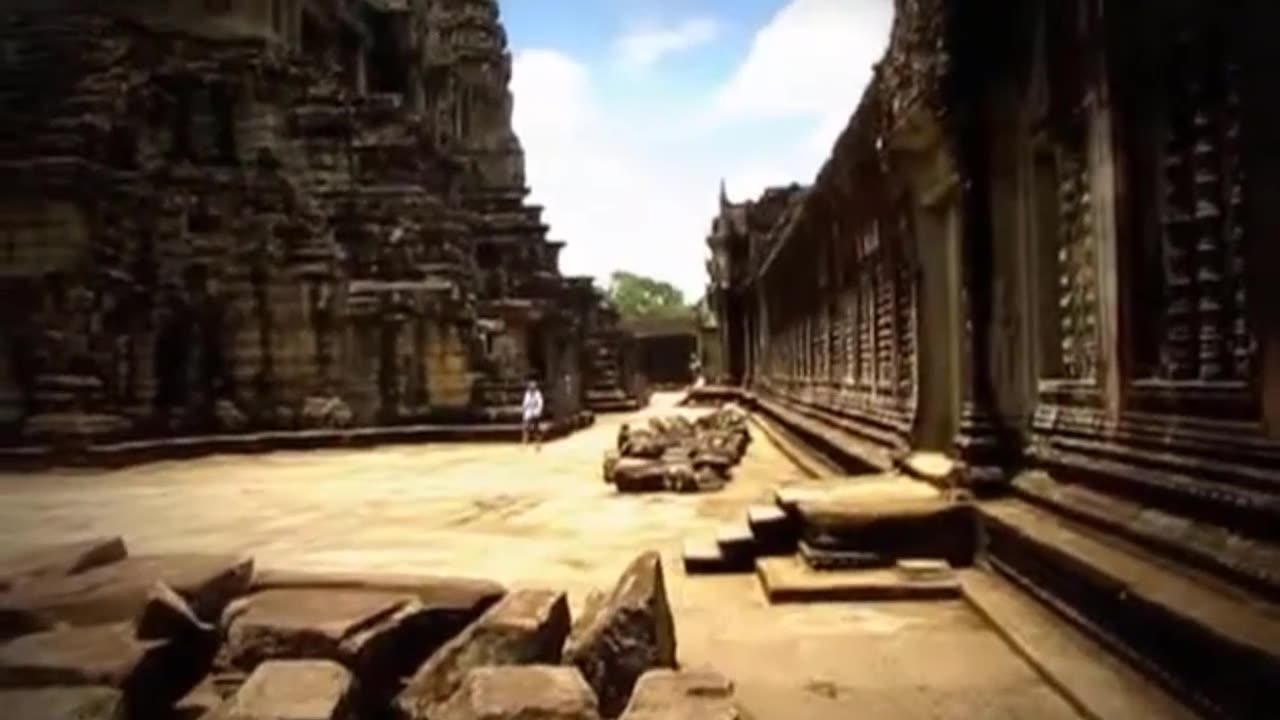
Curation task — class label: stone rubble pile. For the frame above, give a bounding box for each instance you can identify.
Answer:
[0,539,750,720]
[603,405,751,494]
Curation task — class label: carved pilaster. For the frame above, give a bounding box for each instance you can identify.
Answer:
[1057,149,1100,382]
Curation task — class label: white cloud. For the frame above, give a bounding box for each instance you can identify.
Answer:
[715,0,891,121]
[509,0,894,299]
[614,17,720,69]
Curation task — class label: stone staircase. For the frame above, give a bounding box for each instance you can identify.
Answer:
[980,474,1280,720]
[584,341,641,413]
[681,468,1278,718]
[681,474,970,602]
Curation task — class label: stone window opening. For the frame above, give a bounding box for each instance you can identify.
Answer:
[365,14,407,95]
[210,84,237,165]
[475,242,499,270]
[105,125,138,169]
[168,84,194,162]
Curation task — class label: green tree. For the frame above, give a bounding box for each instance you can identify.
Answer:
[607,271,692,320]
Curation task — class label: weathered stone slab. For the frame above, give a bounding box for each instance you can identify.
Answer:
[0,623,155,688]
[396,588,571,719]
[619,669,743,720]
[756,556,961,603]
[0,621,212,713]
[208,660,354,720]
[173,675,223,720]
[564,552,676,718]
[433,666,601,720]
[608,458,668,493]
[0,537,127,592]
[0,554,254,630]
[219,586,464,705]
[773,475,936,512]
[220,589,413,670]
[136,582,214,641]
[0,685,125,720]
[798,498,975,566]
[248,570,504,608]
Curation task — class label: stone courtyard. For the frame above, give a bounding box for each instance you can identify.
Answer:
[0,393,1092,719]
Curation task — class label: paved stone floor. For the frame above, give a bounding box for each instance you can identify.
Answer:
[0,394,1081,719]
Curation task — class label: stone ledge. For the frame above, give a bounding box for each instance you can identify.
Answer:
[755,556,961,603]
[960,569,1197,720]
[1012,471,1280,601]
[0,412,596,472]
[981,499,1280,719]
[750,394,892,474]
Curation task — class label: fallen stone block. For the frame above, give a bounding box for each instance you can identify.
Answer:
[207,660,355,720]
[693,467,728,493]
[173,675,223,720]
[0,621,213,714]
[396,588,571,719]
[0,685,126,720]
[0,537,127,593]
[603,451,621,482]
[619,668,744,720]
[608,458,668,493]
[0,554,254,630]
[136,582,215,641]
[564,552,676,718]
[247,569,504,614]
[433,666,601,720]
[798,499,975,567]
[220,587,469,705]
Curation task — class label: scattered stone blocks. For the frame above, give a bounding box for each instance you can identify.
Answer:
[433,666,602,720]
[604,406,751,494]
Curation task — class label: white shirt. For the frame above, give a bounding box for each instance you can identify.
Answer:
[522,389,544,420]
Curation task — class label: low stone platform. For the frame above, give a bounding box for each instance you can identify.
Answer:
[755,556,961,603]
[0,412,596,472]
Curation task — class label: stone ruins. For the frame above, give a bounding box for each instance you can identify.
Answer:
[699,0,1280,717]
[603,405,750,494]
[0,0,645,460]
[0,536,748,720]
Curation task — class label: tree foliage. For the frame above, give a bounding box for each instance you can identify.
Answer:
[607,271,693,321]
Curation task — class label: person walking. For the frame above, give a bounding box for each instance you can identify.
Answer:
[521,380,544,450]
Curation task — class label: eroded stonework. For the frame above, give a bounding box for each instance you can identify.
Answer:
[0,0,636,448]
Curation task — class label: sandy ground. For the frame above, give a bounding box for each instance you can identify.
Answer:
[0,394,1080,719]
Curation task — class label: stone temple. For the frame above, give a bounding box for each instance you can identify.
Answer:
[701,0,1280,718]
[0,0,645,453]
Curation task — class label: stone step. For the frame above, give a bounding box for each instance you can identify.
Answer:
[755,555,960,604]
[1013,471,1280,601]
[1037,442,1280,539]
[681,538,751,575]
[980,499,1280,720]
[746,504,796,554]
[960,569,1198,720]
[715,523,756,564]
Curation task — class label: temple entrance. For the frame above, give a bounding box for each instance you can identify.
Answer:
[526,324,547,382]
[912,199,963,452]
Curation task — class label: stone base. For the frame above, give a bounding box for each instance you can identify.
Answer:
[755,556,961,603]
[0,412,597,472]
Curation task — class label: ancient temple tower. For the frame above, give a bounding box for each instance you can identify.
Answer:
[0,0,611,447]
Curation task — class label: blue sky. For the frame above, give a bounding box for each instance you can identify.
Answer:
[503,0,895,300]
